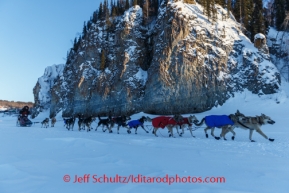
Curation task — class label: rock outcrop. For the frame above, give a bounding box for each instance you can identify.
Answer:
[33,1,281,117]
[32,64,64,118]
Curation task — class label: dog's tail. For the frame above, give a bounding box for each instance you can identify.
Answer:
[194,118,205,126]
[98,115,101,121]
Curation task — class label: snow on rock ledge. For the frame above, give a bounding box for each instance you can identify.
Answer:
[32,64,64,118]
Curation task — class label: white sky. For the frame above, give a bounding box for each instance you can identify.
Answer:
[0,0,101,102]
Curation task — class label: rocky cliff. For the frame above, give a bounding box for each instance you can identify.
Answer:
[32,64,64,118]
[33,0,280,117]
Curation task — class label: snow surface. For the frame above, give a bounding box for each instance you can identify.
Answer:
[1,80,289,192]
[0,107,7,111]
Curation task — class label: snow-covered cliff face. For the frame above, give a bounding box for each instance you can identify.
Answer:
[33,1,280,117]
[141,1,280,114]
[32,64,64,118]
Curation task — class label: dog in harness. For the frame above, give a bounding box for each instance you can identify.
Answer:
[107,115,131,134]
[127,116,149,134]
[194,115,234,140]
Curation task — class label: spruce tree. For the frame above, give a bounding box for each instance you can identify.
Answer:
[227,0,232,19]
[77,36,82,50]
[82,22,87,36]
[98,2,103,19]
[103,0,111,27]
[286,0,289,11]
[125,0,130,10]
[244,0,254,30]
[275,0,286,30]
[92,11,98,23]
[205,0,211,20]
[233,0,241,22]
[249,0,265,41]
[197,0,204,6]
[103,0,108,19]
[111,6,117,18]
[73,38,77,51]
[215,0,224,6]
[100,50,106,70]
[211,0,218,22]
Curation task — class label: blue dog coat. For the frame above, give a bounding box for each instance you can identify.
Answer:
[205,115,234,128]
[128,120,143,128]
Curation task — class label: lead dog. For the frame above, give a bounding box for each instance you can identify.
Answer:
[231,113,275,142]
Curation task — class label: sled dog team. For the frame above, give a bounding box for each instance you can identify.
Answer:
[57,110,276,142]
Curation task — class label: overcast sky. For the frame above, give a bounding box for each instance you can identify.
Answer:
[0,0,101,102]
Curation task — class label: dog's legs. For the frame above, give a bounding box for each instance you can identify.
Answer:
[188,126,195,137]
[101,125,105,132]
[95,123,100,131]
[181,125,185,136]
[175,125,181,136]
[249,129,255,142]
[210,127,220,140]
[126,127,132,134]
[108,126,113,133]
[255,128,270,140]
[229,126,236,140]
[140,125,149,133]
[168,126,175,138]
[220,126,233,140]
[154,127,159,137]
[105,125,110,132]
[222,126,236,140]
[220,128,226,140]
[107,123,113,133]
[204,127,210,138]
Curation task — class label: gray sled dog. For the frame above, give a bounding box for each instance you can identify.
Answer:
[41,118,49,128]
[225,113,275,142]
